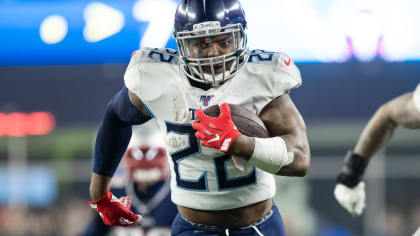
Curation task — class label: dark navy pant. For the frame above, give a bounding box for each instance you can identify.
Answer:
[171,203,286,236]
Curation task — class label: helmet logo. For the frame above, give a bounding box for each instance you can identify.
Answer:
[193,21,221,32]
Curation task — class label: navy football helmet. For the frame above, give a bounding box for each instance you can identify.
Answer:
[124,145,169,182]
[174,0,250,86]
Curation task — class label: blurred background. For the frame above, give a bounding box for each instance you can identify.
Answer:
[1,0,419,235]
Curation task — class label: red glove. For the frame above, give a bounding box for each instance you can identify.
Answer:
[88,190,143,226]
[192,103,242,152]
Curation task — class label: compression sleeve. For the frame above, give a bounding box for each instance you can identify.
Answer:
[93,86,151,176]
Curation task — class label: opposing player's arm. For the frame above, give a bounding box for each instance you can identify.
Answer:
[334,92,420,216]
[258,94,310,177]
[90,87,151,201]
[354,92,420,159]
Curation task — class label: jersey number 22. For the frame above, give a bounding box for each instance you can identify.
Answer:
[166,122,256,191]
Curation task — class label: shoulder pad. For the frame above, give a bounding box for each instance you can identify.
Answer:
[131,47,179,65]
[248,49,302,92]
[124,48,179,101]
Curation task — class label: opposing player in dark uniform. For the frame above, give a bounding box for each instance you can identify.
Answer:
[83,145,177,236]
[335,84,420,235]
[88,1,310,235]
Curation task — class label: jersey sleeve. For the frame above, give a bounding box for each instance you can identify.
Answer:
[272,52,302,96]
[413,83,420,114]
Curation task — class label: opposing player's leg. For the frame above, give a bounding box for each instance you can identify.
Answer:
[171,203,286,236]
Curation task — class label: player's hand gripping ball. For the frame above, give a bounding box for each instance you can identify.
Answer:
[193,103,270,152]
[192,103,242,152]
[88,189,143,226]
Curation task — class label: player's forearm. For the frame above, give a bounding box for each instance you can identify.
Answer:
[255,95,310,176]
[229,135,310,176]
[229,135,255,160]
[277,153,309,177]
[90,120,132,200]
[276,134,310,177]
[354,105,397,159]
[90,173,112,201]
[92,87,151,176]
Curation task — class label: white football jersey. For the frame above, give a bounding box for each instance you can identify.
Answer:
[414,83,420,114]
[124,48,302,210]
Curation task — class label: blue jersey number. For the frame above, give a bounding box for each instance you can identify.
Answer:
[148,48,177,63]
[166,122,207,191]
[166,122,256,191]
[214,155,256,190]
[248,49,275,62]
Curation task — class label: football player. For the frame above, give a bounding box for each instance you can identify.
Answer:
[88,0,310,235]
[83,144,177,236]
[334,84,420,234]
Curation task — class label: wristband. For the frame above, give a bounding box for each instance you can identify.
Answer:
[336,150,369,188]
[249,137,294,174]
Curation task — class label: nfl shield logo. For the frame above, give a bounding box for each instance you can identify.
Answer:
[200,95,214,107]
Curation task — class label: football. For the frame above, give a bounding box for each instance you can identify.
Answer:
[203,104,269,138]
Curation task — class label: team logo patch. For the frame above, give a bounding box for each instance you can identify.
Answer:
[200,95,214,107]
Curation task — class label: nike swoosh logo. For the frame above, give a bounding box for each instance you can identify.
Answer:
[110,195,120,203]
[207,134,220,143]
[284,57,291,66]
[220,138,232,151]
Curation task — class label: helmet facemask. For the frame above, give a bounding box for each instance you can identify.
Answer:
[175,22,250,86]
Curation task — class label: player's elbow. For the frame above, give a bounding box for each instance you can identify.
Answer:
[293,151,310,177]
[298,162,310,177]
[292,131,310,177]
[376,102,396,125]
[296,160,310,177]
[275,147,310,177]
